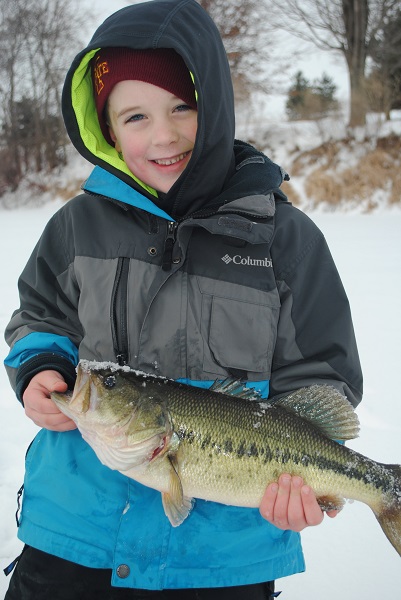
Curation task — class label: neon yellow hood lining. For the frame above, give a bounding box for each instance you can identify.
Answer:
[71,49,158,198]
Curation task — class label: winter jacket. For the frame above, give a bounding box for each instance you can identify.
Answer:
[4,0,363,590]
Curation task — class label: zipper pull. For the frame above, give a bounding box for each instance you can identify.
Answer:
[162,221,177,271]
[116,353,127,367]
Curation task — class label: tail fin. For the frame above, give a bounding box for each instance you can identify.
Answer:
[375,464,401,557]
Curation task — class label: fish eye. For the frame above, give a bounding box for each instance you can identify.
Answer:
[104,375,116,388]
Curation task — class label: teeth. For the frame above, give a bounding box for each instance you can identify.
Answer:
[153,152,188,166]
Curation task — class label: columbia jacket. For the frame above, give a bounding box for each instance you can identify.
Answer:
[4,0,362,590]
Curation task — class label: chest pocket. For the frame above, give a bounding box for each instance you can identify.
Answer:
[198,277,280,381]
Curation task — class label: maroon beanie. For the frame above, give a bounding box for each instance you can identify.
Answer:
[92,47,197,145]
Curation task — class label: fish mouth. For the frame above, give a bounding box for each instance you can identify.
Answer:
[54,363,173,472]
[51,367,91,420]
[51,390,73,402]
[51,390,73,409]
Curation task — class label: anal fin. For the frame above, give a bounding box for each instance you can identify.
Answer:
[317,495,345,512]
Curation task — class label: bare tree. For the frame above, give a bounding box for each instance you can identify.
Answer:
[197,0,277,106]
[265,0,399,128]
[0,0,89,192]
[368,6,401,117]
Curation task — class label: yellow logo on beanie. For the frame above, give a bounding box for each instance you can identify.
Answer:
[94,59,109,95]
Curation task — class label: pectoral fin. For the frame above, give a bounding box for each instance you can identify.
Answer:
[161,455,194,527]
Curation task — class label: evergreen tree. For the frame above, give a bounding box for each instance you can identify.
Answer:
[286,71,310,120]
[370,8,401,112]
[286,71,339,120]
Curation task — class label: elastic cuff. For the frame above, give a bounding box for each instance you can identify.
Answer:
[15,353,77,404]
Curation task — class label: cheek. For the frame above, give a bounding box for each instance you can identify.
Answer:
[187,119,198,143]
[119,136,144,161]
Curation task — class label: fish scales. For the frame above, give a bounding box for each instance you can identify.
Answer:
[150,382,390,509]
[51,361,401,558]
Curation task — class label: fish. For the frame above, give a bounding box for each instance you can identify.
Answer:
[51,360,401,556]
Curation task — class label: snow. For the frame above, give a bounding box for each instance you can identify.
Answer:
[1,38,401,595]
[1,178,400,599]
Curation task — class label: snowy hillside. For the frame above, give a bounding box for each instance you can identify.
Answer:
[237,105,401,213]
[2,108,400,214]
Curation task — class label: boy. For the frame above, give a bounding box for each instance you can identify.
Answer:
[4,1,362,598]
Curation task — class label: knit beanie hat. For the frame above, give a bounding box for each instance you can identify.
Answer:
[92,47,197,145]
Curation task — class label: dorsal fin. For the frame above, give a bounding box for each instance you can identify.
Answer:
[274,385,360,441]
[210,378,262,401]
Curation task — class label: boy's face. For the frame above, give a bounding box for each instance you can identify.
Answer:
[107,80,197,193]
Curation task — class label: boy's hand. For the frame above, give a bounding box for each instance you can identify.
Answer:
[23,370,77,431]
[260,473,339,531]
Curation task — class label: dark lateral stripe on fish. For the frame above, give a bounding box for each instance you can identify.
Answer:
[180,423,394,494]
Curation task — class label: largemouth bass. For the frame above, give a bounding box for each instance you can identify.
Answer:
[52,361,401,556]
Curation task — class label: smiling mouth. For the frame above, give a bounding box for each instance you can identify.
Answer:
[152,151,190,166]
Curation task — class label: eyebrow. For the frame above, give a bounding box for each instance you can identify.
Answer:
[114,95,187,120]
[116,106,142,118]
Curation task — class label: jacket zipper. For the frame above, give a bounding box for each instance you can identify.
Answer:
[162,221,178,271]
[161,207,270,271]
[111,257,130,365]
[89,193,272,357]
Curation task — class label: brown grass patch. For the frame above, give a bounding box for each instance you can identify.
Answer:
[342,149,393,200]
[304,171,342,206]
[300,135,401,209]
[54,181,84,201]
[281,180,302,206]
[376,134,401,159]
[290,141,340,176]
[390,170,401,205]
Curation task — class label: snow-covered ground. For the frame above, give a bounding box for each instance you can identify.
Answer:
[280,209,401,598]
[1,199,400,599]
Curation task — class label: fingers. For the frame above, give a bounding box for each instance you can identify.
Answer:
[260,474,325,531]
[23,370,77,432]
[297,481,324,527]
[25,398,77,431]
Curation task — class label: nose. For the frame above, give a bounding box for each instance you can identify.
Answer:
[152,118,179,146]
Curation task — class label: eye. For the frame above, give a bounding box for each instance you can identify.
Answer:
[175,104,192,113]
[104,375,116,388]
[126,113,145,123]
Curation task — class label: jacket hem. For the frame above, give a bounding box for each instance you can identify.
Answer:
[17,525,112,570]
[18,524,305,589]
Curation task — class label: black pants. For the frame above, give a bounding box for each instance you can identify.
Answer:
[5,547,278,599]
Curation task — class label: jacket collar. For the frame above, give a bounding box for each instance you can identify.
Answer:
[83,166,174,221]
[82,139,289,224]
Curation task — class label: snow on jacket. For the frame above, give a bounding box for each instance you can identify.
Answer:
[4,0,362,590]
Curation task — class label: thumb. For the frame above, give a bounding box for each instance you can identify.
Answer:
[49,374,69,393]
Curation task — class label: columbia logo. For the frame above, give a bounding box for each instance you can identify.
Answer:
[221,254,273,268]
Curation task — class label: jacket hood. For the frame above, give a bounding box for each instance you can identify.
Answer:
[62,0,236,218]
